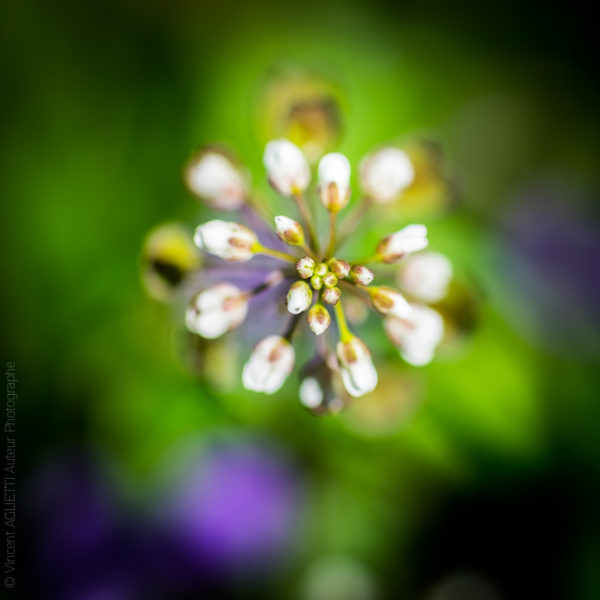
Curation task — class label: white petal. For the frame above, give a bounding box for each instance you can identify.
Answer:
[360,147,414,204]
[299,377,324,408]
[399,251,453,302]
[384,305,444,366]
[286,283,312,314]
[318,153,351,186]
[264,139,310,196]
[185,283,248,339]
[185,151,247,210]
[242,335,295,394]
[389,292,413,318]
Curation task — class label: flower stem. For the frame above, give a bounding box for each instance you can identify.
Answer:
[247,271,284,297]
[334,301,353,343]
[283,313,302,341]
[300,243,318,260]
[293,192,319,254]
[351,254,381,264]
[336,197,372,250]
[324,211,337,259]
[253,243,297,263]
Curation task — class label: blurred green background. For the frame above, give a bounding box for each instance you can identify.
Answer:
[2,0,600,598]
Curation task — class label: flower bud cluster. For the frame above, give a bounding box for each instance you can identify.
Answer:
[170,135,454,403]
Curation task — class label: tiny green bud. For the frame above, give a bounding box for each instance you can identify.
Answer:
[310,275,323,290]
[296,256,315,279]
[315,262,328,277]
[323,272,338,288]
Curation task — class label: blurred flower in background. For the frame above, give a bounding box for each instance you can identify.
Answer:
[153,433,304,581]
[254,66,345,163]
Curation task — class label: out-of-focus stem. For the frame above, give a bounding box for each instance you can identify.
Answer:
[336,197,372,250]
[325,211,337,259]
[334,301,353,343]
[283,313,302,341]
[293,192,319,254]
[253,243,297,263]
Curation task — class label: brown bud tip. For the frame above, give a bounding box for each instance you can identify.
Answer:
[296,256,315,279]
[307,303,331,335]
[322,286,341,305]
[323,272,338,288]
[328,258,350,279]
[350,265,374,286]
[274,216,305,246]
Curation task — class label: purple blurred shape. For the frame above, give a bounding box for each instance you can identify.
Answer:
[160,437,303,579]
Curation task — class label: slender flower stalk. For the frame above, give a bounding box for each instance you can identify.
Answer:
[292,191,319,253]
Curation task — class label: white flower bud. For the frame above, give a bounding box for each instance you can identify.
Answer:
[399,251,453,302]
[242,335,295,394]
[299,377,324,409]
[350,265,374,286]
[274,215,305,246]
[376,224,428,264]
[370,286,412,318]
[384,304,444,366]
[328,258,350,279]
[263,139,310,196]
[185,283,248,339]
[322,286,341,305]
[286,281,313,314]
[193,220,257,262]
[307,303,331,335]
[336,336,378,397]
[359,146,414,204]
[296,256,315,279]
[184,148,248,210]
[318,152,351,211]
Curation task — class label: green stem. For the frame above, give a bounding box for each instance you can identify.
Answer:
[334,301,353,343]
[324,211,337,259]
[253,243,297,263]
[293,192,319,254]
[336,197,372,250]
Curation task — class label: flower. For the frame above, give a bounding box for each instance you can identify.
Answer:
[141,223,201,301]
[299,354,346,415]
[264,139,310,196]
[186,283,248,339]
[307,303,331,335]
[336,337,378,397]
[275,215,305,246]
[242,335,295,394]
[399,251,453,302]
[193,220,258,262]
[296,256,316,279]
[184,147,248,210]
[360,146,414,203]
[318,152,351,211]
[349,265,374,286]
[375,224,429,263]
[384,304,444,366]
[286,281,313,314]
[369,286,412,318]
[151,132,454,410]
